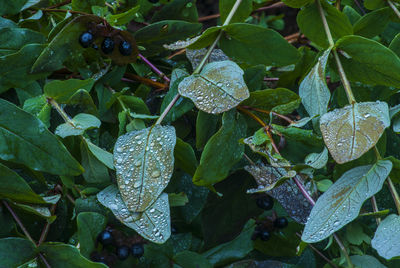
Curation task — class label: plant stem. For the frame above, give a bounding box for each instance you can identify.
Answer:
[138,54,170,83]
[370,196,381,225]
[222,0,243,26]
[193,31,223,74]
[41,8,88,15]
[333,233,353,268]
[316,0,356,105]
[155,93,180,125]
[293,177,316,206]
[236,106,267,127]
[387,177,400,215]
[48,98,76,127]
[122,74,166,89]
[388,0,400,20]
[38,204,57,246]
[47,0,71,9]
[240,105,294,124]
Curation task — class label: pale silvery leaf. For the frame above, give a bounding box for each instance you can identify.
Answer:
[178,60,250,114]
[320,101,390,164]
[372,214,400,260]
[114,125,176,212]
[288,116,317,128]
[55,113,101,138]
[244,163,313,224]
[299,48,331,118]
[302,160,392,243]
[304,147,328,169]
[350,255,387,268]
[163,36,201,50]
[97,185,171,244]
[186,48,229,70]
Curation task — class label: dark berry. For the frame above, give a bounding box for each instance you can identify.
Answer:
[148,0,159,3]
[274,217,288,229]
[116,245,130,260]
[256,195,274,210]
[260,230,271,241]
[98,230,113,246]
[101,37,114,54]
[119,41,132,56]
[79,31,94,48]
[251,230,260,240]
[131,243,144,258]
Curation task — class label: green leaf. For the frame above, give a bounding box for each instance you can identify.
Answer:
[320,101,390,164]
[106,5,140,26]
[134,20,202,56]
[174,251,212,268]
[0,0,40,16]
[219,0,252,24]
[0,99,83,176]
[304,147,329,169]
[39,242,106,267]
[0,238,36,267]
[220,23,301,67]
[297,1,353,48]
[151,0,198,23]
[114,125,176,212]
[0,44,48,94]
[179,61,249,114]
[350,255,386,268]
[0,27,45,56]
[389,33,400,58]
[187,26,223,49]
[0,163,48,204]
[85,139,114,170]
[174,138,198,176]
[299,48,331,118]
[364,0,385,10]
[272,124,324,148]
[343,6,362,25]
[282,0,313,8]
[97,185,171,244]
[44,79,95,103]
[202,219,255,266]
[71,0,105,12]
[77,212,107,258]
[353,7,391,38]
[80,140,110,184]
[168,192,189,207]
[196,111,219,150]
[193,110,247,186]
[23,95,51,128]
[302,160,392,243]
[336,35,400,88]
[372,214,400,259]
[56,113,100,138]
[241,88,300,115]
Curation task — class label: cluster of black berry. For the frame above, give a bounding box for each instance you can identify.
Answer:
[91,228,145,266]
[79,31,133,56]
[252,194,289,241]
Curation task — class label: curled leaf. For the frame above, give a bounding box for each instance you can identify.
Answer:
[244,163,313,224]
[114,125,176,212]
[302,160,392,243]
[97,185,171,244]
[178,60,250,114]
[320,101,390,164]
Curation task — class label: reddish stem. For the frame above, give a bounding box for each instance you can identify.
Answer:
[138,54,170,83]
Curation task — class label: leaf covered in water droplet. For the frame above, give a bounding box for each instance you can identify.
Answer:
[371,214,400,260]
[320,101,390,164]
[244,163,313,224]
[178,60,250,114]
[114,125,176,212]
[97,185,171,244]
[302,160,392,243]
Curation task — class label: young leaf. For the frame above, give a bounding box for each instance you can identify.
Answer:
[55,113,100,138]
[336,35,400,87]
[114,125,176,212]
[0,238,36,267]
[106,5,140,26]
[85,139,114,170]
[174,138,198,176]
[220,23,301,67]
[245,163,313,224]
[302,160,392,243]
[320,101,390,164]
[77,212,107,258]
[193,110,247,186]
[97,185,171,244]
[372,214,400,259]
[299,48,331,118]
[0,99,83,176]
[178,60,250,114]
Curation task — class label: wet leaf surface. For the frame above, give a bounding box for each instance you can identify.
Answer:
[302,160,392,243]
[320,101,390,164]
[372,214,400,260]
[178,60,249,114]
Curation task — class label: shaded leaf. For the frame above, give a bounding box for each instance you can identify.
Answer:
[302,160,392,243]
[304,147,329,169]
[0,27,45,56]
[196,111,219,150]
[174,250,212,268]
[80,140,110,183]
[44,78,94,103]
[174,138,198,176]
[178,60,249,114]
[282,0,313,8]
[0,238,36,267]
[85,139,114,170]
[193,110,247,186]
[219,0,252,24]
[151,0,198,23]
[320,101,390,164]
[77,212,107,258]
[106,5,140,26]
[97,185,171,244]
[353,7,391,38]
[350,255,386,268]
[372,214,400,260]
[299,48,331,118]
[0,99,83,176]
[114,125,176,212]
